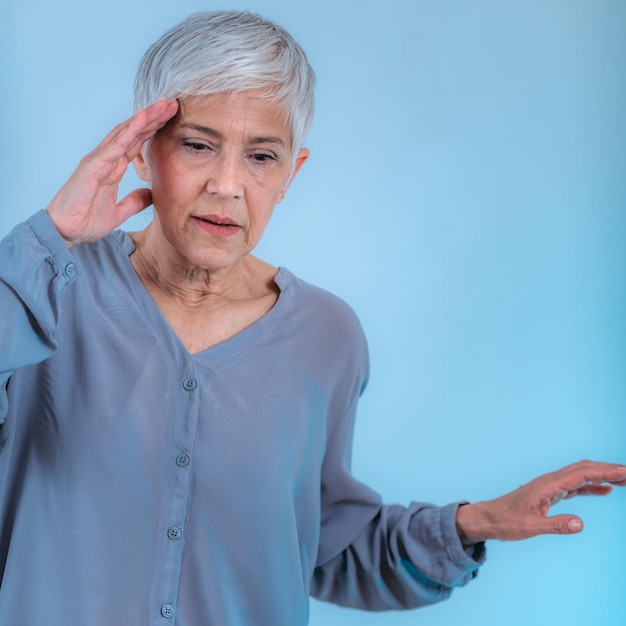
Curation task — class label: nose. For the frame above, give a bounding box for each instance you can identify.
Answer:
[205,151,243,199]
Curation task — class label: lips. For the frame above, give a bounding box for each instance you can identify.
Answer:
[195,214,239,226]
[192,214,241,238]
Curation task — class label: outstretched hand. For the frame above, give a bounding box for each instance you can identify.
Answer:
[455,460,626,544]
[45,99,179,247]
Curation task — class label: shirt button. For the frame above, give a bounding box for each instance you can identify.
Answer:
[161,604,175,618]
[64,263,77,278]
[176,453,190,467]
[167,526,182,541]
[183,377,197,391]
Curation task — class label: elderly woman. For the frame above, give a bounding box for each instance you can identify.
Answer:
[0,10,624,626]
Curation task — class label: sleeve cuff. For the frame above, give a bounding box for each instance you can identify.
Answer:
[406,500,485,587]
[441,501,486,569]
[27,210,80,285]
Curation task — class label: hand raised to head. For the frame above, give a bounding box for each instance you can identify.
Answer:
[45,99,179,247]
[455,460,626,544]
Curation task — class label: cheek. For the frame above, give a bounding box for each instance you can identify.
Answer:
[248,204,277,237]
[148,144,184,188]
[150,164,195,206]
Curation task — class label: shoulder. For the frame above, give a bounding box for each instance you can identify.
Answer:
[275,268,369,377]
[278,269,365,336]
[61,230,140,308]
[70,229,134,272]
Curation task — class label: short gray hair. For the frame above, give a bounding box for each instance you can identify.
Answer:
[134,11,316,152]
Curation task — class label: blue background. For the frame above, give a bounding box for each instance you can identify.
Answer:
[1,1,625,624]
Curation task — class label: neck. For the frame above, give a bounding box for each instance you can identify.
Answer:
[129,223,275,309]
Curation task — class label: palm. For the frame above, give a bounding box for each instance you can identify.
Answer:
[46,100,178,246]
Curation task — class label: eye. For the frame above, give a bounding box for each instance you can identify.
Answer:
[250,152,276,163]
[183,140,211,152]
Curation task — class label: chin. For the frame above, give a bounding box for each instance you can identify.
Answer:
[177,246,246,273]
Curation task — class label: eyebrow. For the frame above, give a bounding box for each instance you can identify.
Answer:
[178,123,286,148]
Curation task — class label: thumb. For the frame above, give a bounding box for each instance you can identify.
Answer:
[117,188,153,222]
[541,514,584,536]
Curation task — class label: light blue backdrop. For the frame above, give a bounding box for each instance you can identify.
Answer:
[1,1,625,624]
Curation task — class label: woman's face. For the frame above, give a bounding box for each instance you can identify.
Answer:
[135,91,308,273]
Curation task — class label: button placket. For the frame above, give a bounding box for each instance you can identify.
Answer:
[155,366,200,620]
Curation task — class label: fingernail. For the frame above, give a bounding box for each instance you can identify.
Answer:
[567,519,582,532]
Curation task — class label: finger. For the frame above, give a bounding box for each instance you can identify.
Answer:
[116,188,153,222]
[564,484,613,499]
[149,98,180,125]
[127,100,179,142]
[91,100,178,164]
[545,461,626,492]
[532,514,584,537]
[131,100,179,138]
[115,101,179,162]
[118,102,179,166]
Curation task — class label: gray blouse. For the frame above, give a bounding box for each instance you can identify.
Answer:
[0,210,483,625]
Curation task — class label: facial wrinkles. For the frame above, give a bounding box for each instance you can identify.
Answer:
[175,117,288,201]
[192,92,287,148]
[147,92,296,258]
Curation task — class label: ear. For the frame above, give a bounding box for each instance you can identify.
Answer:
[278,148,309,203]
[131,145,152,183]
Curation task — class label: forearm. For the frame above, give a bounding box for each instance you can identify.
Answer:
[313,502,484,611]
[0,211,79,418]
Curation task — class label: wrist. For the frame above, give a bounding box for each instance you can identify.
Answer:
[44,208,78,249]
[455,501,493,546]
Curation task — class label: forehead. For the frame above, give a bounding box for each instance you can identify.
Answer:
[175,91,291,144]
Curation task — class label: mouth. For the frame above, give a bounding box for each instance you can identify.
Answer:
[195,214,238,226]
[192,214,241,238]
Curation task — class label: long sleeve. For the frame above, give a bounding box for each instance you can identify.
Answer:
[311,377,485,610]
[0,210,79,423]
[0,215,482,623]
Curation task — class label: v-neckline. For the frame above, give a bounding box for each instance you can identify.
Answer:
[112,229,292,362]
